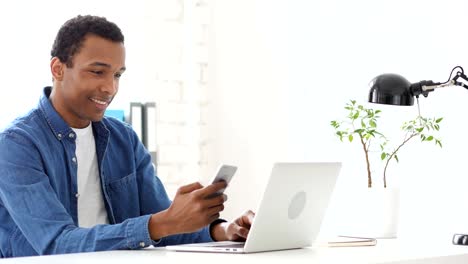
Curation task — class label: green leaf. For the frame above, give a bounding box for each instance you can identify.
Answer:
[369,120,377,127]
[436,117,443,123]
[375,110,382,114]
[381,152,386,160]
[394,155,399,162]
[426,136,434,141]
[416,127,424,133]
[353,112,359,119]
[348,134,354,142]
[351,100,356,105]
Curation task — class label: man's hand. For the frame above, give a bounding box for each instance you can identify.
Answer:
[149,181,227,240]
[211,210,255,241]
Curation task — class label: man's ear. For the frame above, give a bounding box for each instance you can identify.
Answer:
[50,57,65,81]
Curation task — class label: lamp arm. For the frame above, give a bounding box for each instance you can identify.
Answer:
[452,71,468,89]
[410,66,468,97]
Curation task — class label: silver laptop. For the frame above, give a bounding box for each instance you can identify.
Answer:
[166,162,341,254]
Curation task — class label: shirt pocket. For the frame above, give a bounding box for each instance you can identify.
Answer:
[105,172,140,223]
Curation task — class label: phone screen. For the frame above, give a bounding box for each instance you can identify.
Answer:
[206,164,237,198]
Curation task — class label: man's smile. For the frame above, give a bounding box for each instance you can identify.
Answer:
[90,97,112,110]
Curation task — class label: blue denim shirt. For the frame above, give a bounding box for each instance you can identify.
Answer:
[0,87,214,257]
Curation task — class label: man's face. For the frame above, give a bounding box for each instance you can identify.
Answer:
[50,34,126,128]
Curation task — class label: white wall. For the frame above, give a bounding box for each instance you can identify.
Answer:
[208,0,468,240]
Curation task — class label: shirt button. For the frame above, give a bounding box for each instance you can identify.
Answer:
[69,133,75,138]
[139,242,145,247]
[75,193,80,198]
[57,133,62,139]
[72,157,77,163]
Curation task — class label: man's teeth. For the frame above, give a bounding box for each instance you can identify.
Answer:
[91,98,107,105]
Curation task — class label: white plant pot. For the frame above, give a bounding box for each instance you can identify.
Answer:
[339,187,400,238]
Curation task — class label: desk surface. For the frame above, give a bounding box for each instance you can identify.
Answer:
[2,239,468,264]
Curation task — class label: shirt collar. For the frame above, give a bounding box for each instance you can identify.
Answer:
[39,86,76,141]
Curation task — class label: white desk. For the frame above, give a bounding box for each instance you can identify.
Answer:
[2,239,468,264]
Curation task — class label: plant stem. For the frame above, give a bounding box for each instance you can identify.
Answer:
[383,133,417,188]
[360,135,372,188]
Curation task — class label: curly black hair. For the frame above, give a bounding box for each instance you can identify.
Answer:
[51,15,124,67]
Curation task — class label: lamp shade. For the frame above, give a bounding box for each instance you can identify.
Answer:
[368,73,414,106]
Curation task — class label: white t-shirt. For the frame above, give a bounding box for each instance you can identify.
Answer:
[72,123,109,227]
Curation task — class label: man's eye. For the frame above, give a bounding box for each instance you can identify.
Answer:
[90,70,103,75]
[115,73,122,79]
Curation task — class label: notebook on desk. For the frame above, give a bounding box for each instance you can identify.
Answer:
[166,162,342,254]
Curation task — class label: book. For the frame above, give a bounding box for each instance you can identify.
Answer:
[326,236,377,247]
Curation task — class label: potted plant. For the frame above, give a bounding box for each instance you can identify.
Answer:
[329,100,443,238]
[330,100,442,188]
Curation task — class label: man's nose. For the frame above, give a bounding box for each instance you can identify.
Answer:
[101,77,118,95]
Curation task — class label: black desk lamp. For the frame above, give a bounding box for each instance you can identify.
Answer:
[367,66,468,246]
[368,66,468,105]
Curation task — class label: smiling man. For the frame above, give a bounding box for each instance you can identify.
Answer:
[0,15,254,258]
[50,34,126,128]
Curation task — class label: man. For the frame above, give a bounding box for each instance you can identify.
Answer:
[0,15,254,258]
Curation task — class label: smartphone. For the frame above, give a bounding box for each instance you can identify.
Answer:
[205,164,237,199]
